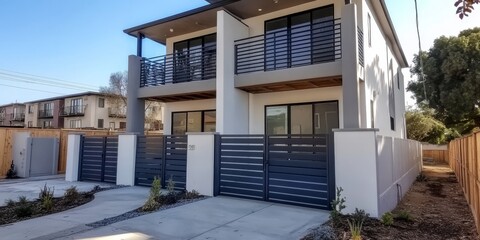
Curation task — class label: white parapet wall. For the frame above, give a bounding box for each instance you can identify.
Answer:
[186,133,216,196]
[334,129,422,217]
[65,134,82,182]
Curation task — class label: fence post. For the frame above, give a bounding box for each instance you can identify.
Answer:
[186,132,216,196]
[65,134,82,182]
[116,134,137,186]
[213,134,220,196]
[161,136,167,189]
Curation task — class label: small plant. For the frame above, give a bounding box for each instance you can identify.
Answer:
[142,195,159,212]
[5,198,15,207]
[64,186,80,204]
[39,183,55,200]
[416,173,427,182]
[167,176,176,194]
[42,194,54,211]
[15,196,33,218]
[347,218,364,240]
[151,176,161,199]
[183,190,201,200]
[92,185,101,192]
[142,177,161,212]
[6,161,17,179]
[351,208,369,223]
[396,210,413,222]
[330,187,346,223]
[381,212,394,226]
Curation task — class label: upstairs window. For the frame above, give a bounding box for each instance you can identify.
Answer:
[98,98,105,108]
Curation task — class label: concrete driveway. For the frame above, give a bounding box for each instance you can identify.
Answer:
[0,175,113,206]
[61,196,328,240]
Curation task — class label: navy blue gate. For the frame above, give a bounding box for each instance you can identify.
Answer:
[135,135,187,190]
[215,134,334,210]
[79,135,118,183]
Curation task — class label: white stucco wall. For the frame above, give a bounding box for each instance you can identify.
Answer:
[24,103,38,127]
[249,87,343,134]
[162,99,216,135]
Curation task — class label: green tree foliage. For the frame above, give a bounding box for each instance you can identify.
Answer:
[405,108,459,144]
[408,28,480,134]
[455,0,480,18]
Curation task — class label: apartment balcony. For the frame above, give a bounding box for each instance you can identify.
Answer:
[234,18,343,93]
[108,107,127,118]
[9,113,25,121]
[38,109,54,119]
[60,105,86,117]
[138,47,216,102]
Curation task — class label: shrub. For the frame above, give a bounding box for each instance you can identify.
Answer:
[18,196,28,205]
[15,196,33,218]
[183,190,201,200]
[64,186,80,204]
[142,177,161,212]
[39,183,54,201]
[351,208,369,223]
[167,176,176,194]
[347,218,364,240]
[330,187,346,223]
[42,195,54,211]
[6,161,17,179]
[5,199,15,207]
[151,176,161,199]
[142,195,159,212]
[396,210,413,222]
[381,212,394,226]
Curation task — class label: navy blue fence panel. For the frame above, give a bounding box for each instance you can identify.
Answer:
[79,135,118,183]
[164,135,187,190]
[267,135,330,209]
[135,136,164,187]
[218,135,265,200]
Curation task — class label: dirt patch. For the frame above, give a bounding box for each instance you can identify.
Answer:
[302,161,479,240]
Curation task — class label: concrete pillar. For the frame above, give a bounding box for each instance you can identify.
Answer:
[126,55,145,133]
[65,134,82,182]
[334,129,379,217]
[186,133,216,196]
[216,10,250,134]
[116,134,137,186]
[341,3,361,128]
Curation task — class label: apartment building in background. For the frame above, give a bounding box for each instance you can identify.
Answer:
[0,103,26,127]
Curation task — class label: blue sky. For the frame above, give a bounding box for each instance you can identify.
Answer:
[0,0,479,105]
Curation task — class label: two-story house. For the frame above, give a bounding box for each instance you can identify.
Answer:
[24,92,132,129]
[124,0,407,138]
[0,103,26,127]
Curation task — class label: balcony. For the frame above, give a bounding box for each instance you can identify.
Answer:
[9,113,25,121]
[38,109,54,118]
[108,107,127,118]
[140,47,216,87]
[60,105,86,117]
[234,18,342,93]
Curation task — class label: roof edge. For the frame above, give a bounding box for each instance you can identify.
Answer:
[379,0,409,68]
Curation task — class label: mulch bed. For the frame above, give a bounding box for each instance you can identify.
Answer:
[302,161,479,240]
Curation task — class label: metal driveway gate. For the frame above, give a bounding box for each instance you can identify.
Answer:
[135,135,187,190]
[215,134,334,210]
[79,136,118,183]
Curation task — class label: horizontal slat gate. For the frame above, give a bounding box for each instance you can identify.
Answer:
[267,135,330,209]
[218,135,265,200]
[135,136,163,187]
[216,134,333,210]
[164,135,187,190]
[79,136,118,183]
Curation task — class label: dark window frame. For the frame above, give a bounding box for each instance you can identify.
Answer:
[264,100,339,135]
[98,119,104,129]
[98,98,105,108]
[171,109,216,134]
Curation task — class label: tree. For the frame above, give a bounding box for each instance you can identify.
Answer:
[99,72,162,130]
[405,108,459,144]
[408,28,480,134]
[455,0,480,18]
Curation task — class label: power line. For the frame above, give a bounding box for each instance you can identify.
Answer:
[414,0,427,102]
[0,68,101,89]
[0,75,97,91]
[0,83,65,95]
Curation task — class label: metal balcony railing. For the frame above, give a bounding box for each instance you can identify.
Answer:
[38,109,54,118]
[358,26,364,67]
[60,105,86,116]
[9,113,25,121]
[108,107,127,118]
[140,46,217,87]
[235,18,342,75]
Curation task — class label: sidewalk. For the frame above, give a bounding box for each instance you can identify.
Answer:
[0,186,149,240]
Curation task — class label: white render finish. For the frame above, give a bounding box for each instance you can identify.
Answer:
[116,134,137,186]
[186,133,216,196]
[216,10,250,134]
[65,134,82,182]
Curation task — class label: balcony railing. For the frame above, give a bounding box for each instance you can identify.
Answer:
[108,107,127,118]
[358,26,364,67]
[9,113,25,121]
[235,18,342,75]
[38,109,54,118]
[60,105,86,117]
[140,47,217,87]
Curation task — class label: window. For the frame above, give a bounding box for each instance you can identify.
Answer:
[370,100,375,128]
[71,98,83,114]
[98,119,104,129]
[43,120,52,128]
[43,102,53,116]
[28,105,33,114]
[119,122,126,129]
[367,14,372,47]
[173,34,216,83]
[172,110,216,135]
[389,60,395,130]
[27,121,33,128]
[265,5,335,70]
[109,122,115,130]
[98,98,105,108]
[266,101,339,135]
[70,119,81,128]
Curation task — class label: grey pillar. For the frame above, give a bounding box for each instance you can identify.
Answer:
[126,55,145,133]
[341,3,360,128]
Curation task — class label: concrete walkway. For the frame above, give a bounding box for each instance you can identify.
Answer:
[0,177,113,206]
[0,186,149,240]
[60,196,328,240]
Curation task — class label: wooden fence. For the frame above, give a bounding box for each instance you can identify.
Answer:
[0,128,114,177]
[449,132,480,234]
